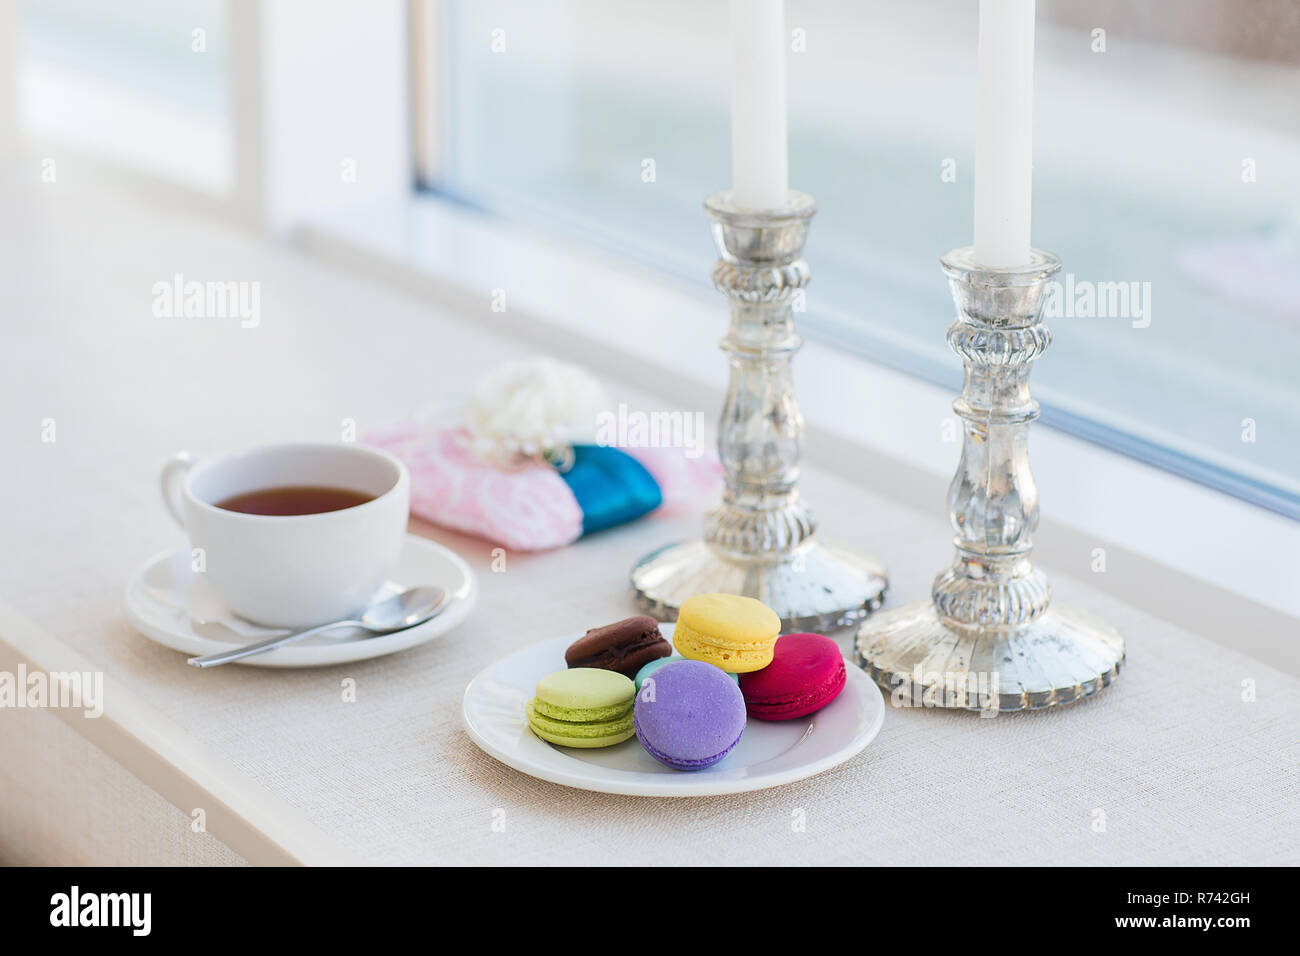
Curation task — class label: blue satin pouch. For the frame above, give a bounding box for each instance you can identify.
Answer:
[560,444,663,536]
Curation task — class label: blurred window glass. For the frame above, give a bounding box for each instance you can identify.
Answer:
[19,0,231,190]
[419,0,1300,518]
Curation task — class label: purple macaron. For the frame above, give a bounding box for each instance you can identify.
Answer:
[633,660,746,771]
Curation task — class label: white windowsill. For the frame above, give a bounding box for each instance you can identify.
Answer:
[297,193,1300,672]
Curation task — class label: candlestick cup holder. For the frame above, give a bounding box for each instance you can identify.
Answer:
[855,247,1124,712]
[631,191,888,631]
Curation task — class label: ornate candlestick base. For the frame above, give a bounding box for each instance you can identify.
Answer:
[855,248,1124,711]
[631,191,887,632]
[633,539,887,634]
[857,602,1124,712]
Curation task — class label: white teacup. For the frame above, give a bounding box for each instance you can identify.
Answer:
[160,443,410,627]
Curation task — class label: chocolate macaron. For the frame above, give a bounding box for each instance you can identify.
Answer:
[566,616,671,679]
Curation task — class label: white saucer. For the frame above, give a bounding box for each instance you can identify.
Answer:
[125,533,477,668]
[462,624,885,796]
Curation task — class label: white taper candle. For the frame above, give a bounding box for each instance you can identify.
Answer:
[729,0,788,210]
[973,0,1036,267]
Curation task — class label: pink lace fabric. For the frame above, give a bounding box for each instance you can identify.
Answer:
[366,425,581,551]
[365,423,720,551]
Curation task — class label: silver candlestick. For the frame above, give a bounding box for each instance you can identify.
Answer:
[631,191,888,631]
[856,247,1124,712]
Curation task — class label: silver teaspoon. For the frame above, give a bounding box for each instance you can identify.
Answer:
[187,586,449,668]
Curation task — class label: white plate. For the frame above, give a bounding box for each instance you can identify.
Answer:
[462,624,885,796]
[124,533,477,667]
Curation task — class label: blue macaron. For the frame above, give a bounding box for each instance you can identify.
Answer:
[635,654,737,690]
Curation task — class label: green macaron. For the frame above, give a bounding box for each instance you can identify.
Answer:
[526,667,636,748]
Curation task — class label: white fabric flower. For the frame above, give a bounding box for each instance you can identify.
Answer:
[468,357,609,464]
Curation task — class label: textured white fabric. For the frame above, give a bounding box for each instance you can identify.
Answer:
[0,706,248,866]
[0,180,1296,866]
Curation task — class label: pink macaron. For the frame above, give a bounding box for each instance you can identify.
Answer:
[738,633,846,720]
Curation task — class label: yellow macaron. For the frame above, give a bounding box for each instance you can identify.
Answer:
[673,593,781,673]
